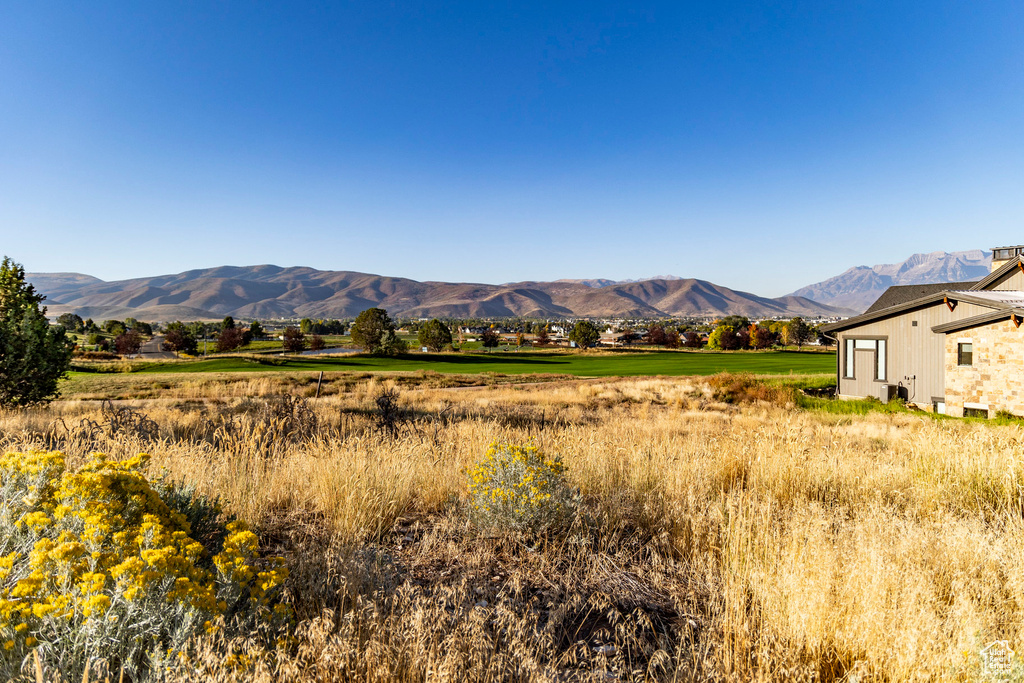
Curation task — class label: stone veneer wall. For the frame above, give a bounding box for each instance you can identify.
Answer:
[944,319,1024,417]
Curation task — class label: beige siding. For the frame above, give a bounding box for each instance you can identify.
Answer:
[986,268,1024,291]
[837,301,992,406]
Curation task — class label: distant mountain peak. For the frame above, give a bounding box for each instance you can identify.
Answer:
[790,249,992,313]
[27,266,846,321]
[551,275,683,288]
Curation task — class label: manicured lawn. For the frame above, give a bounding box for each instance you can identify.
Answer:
[125,350,835,378]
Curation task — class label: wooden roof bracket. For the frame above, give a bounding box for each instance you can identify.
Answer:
[1018,259,1024,275]
[944,296,957,312]
[1014,313,1022,329]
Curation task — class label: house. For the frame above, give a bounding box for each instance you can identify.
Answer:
[820,246,1024,417]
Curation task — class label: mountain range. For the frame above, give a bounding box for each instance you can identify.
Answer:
[788,249,992,312]
[26,266,849,322]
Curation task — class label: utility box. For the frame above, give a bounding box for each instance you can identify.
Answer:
[879,384,899,403]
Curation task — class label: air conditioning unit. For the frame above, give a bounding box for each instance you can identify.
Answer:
[879,384,899,403]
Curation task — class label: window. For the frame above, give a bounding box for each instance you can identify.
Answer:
[958,343,973,366]
[964,406,987,418]
[843,339,854,378]
[876,339,886,381]
[843,338,887,381]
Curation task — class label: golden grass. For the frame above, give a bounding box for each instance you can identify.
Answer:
[4,375,1024,681]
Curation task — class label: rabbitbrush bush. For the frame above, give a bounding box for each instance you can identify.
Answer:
[467,440,577,533]
[0,450,290,681]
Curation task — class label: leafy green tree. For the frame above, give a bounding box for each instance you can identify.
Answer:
[56,313,84,333]
[299,318,313,334]
[351,308,404,355]
[249,320,265,339]
[0,257,73,407]
[568,320,600,349]
[788,317,813,350]
[718,315,750,330]
[102,320,126,336]
[221,316,235,331]
[534,324,550,345]
[418,319,452,352]
[708,324,741,350]
[162,322,198,356]
[381,330,407,355]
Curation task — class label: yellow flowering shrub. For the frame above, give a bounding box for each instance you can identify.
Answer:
[0,451,289,680]
[466,440,577,533]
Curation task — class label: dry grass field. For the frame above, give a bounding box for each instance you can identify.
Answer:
[3,373,1023,681]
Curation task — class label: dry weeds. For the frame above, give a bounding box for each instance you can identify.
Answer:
[2,374,1022,681]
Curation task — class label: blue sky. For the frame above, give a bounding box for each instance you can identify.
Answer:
[1,2,1022,296]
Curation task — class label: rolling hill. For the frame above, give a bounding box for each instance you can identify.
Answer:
[789,250,992,312]
[27,265,851,321]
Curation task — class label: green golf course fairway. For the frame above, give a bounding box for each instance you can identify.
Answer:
[123,350,835,377]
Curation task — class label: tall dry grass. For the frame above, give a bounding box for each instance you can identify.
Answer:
[2,375,1023,681]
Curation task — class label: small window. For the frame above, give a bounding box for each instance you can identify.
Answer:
[911,320,918,327]
[843,339,854,378]
[876,339,886,381]
[964,406,987,418]
[958,343,973,366]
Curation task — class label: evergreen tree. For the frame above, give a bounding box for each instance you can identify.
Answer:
[568,320,600,349]
[351,308,404,355]
[0,257,73,407]
[417,319,452,352]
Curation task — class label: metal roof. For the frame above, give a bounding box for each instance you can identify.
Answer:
[945,290,1024,303]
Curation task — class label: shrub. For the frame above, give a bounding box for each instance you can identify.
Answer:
[706,372,795,406]
[467,441,577,534]
[0,451,289,680]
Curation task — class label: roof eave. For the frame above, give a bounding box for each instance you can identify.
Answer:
[970,256,1024,291]
[819,290,1010,334]
[931,308,1024,334]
